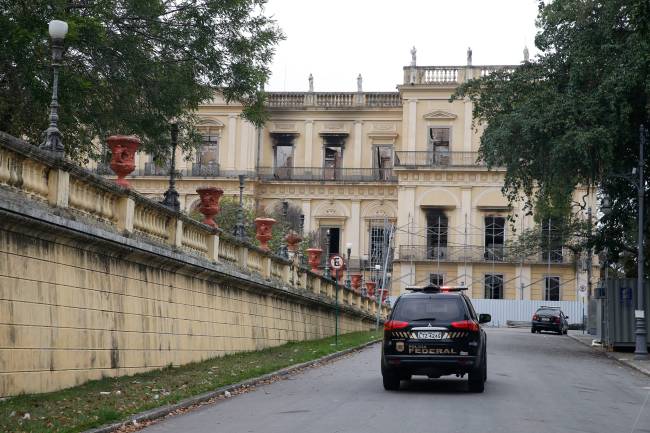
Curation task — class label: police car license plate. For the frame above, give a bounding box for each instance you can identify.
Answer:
[418,331,443,340]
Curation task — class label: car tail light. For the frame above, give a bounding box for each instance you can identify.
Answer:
[384,320,409,331]
[450,320,479,332]
[533,314,539,321]
[554,316,561,324]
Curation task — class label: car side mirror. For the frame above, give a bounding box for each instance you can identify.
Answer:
[478,313,491,324]
[565,316,569,319]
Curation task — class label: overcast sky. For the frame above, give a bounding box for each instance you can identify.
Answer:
[264,0,541,92]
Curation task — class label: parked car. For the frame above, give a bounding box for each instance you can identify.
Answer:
[381,285,491,393]
[531,306,569,334]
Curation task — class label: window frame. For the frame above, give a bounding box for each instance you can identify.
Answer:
[544,275,561,301]
[484,273,504,299]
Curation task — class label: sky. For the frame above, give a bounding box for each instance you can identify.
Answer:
[264,0,541,92]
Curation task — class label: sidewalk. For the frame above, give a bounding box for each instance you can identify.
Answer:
[568,331,650,377]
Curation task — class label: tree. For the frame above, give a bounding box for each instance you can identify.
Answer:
[0,0,283,162]
[452,0,649,274]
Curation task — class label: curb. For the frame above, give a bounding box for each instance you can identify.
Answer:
[568,334,650,378]
[84,339,381,433]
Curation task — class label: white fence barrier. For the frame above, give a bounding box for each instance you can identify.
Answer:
[470,299,586,328]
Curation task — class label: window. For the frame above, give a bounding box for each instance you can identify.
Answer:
[541,219,564,263]
[429,273,444,287]
[429,127,450,165]
[369,222,387,267]
[426,210,448,259]
[197,134,219,165]
[322,133,346,180]
[271,133,295,179]
[544,276,560,301]
[484,216,505,261]
[319,227,340,257]
[392,297,465,322]
[485,274,504,299]
[375,146,393,180]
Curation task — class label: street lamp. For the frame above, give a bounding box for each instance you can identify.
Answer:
[41,20,69,156]
[161,120,180,212]
[634,125,647,359]
[324,229,331,280]
[374,264,382,329]
[345,242,352,290]
[234,175,246,240]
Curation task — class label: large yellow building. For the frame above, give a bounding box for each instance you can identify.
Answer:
[95,49,594,301]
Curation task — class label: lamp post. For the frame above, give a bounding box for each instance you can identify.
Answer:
[41,20,68,156]
[234,175,246,240]
[345,242,352,290]
[374,263,382,329]
[635,125,648,359]
[161,121,180,212]
[279,201,289,258]
[324,229,331,280]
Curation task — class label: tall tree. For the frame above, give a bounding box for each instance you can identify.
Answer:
[0,0,283,161]
[453,0,649,273]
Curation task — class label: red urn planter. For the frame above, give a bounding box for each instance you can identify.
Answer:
[285,231,302,253]
[107,135,141,188]
[254,217,276,251]
[350,274,362,292]
[305,248,323,274]
[365,281,377,297]
[196,187,223,227]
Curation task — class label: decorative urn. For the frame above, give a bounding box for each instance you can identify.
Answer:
[285,231,302,253]
[195,187,224,227]
[350,274,362,292]
[107,135,141,188]
[305,248,323,274]
[365,281,377,298]
[254,217,276,251]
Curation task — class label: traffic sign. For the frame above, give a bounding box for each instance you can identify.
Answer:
[329,255,344,270]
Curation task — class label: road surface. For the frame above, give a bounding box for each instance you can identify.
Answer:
[144,328,650,433]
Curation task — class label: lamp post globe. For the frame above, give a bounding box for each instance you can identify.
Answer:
[41,20,68,156]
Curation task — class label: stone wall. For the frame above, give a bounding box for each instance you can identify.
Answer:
[0,132,385,396]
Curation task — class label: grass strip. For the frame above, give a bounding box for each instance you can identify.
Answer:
[0,330,380,433]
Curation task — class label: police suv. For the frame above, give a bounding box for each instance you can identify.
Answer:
[381,284,491,392]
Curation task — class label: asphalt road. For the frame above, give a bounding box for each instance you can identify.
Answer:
[144,328,650,433]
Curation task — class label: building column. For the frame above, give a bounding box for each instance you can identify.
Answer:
[301,199,312,233]
[349,200,361,259]
[353,121,363,168]
[304,120,313,167]
[463,98,473,151]
[458,264,473,297]
[516,265,532,300]
[408,99,417,151]
[226,114,238,171]
[238,119,250,172]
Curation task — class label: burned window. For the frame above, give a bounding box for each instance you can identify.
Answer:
[544,276,560,301]
[426,209,448,259]
[484,274,504,299]
[484,216,505,261]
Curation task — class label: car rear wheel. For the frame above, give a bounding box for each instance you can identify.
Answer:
[531,327,536,333]
[382,368,401,391]
[468,354,486,393]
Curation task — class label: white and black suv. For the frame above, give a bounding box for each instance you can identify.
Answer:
[381,285,491,392]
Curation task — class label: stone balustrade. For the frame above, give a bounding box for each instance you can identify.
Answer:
[266,91,401,109]
[0,130,388,321]
[403,64,518,86]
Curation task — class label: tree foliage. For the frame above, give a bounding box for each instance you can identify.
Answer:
[452,0,649,272]
[0,0,283,162]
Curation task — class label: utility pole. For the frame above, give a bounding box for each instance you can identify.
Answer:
[635,124,648,359]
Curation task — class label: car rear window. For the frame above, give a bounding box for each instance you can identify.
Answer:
[537,308,560,316]
[392,297,466,322]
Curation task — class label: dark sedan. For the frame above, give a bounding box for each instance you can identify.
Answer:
[531,306,569,334]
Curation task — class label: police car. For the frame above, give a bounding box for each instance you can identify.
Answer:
[381,284,491,392]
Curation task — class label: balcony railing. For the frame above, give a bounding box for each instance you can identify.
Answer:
[394,151,485,168]
[403,65,517,86]
[257,167,397,182]
[398,245,573,265]
[90,162,254,178]
[265,92,401,109]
